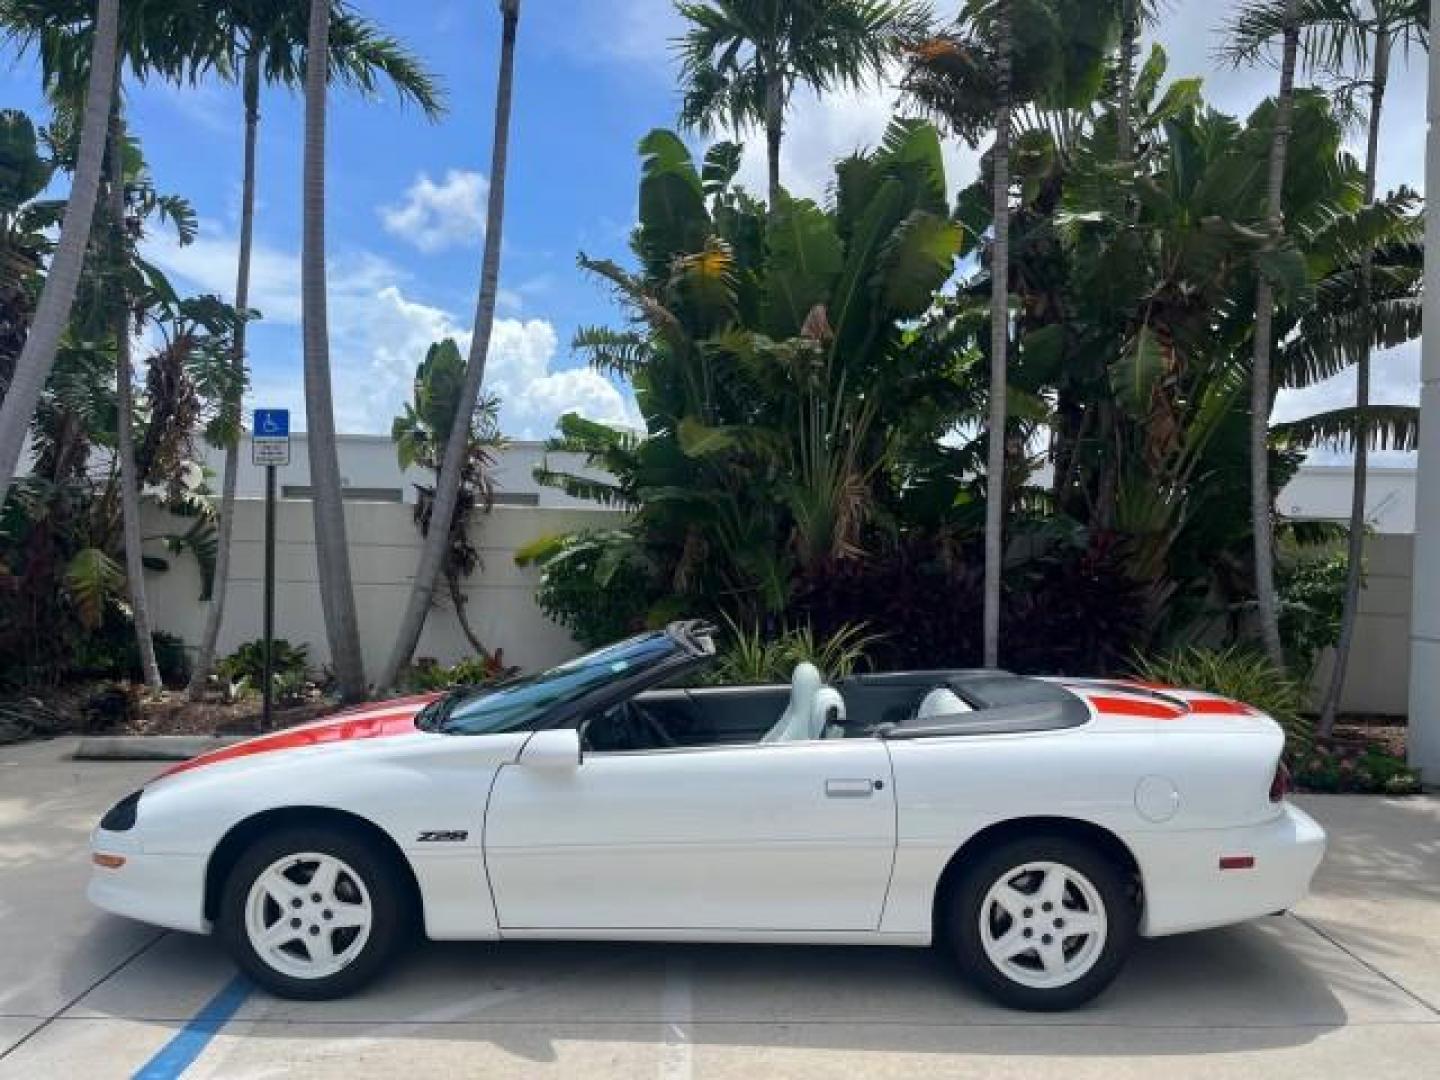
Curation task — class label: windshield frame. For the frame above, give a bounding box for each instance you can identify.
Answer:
[428,621,714,737]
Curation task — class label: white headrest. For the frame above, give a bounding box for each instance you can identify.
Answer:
[812,687,846,739]
[917,687,969,721]
[762,662,826,743]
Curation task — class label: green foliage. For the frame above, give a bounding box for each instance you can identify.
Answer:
[1277,551,1349,675]
[1292,743,1421,795]
[705,619,883,685]
[217,639,310,700]
[1131,646,1312,750]
[398,652,514,693]
[518,529,665,648]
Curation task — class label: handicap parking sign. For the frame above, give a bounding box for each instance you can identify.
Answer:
[252,408,291,466]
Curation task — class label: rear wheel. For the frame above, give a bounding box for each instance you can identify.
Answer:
[946,835,1136,1010]
[217,827,407,999]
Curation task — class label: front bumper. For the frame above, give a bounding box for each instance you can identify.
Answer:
[1134,802,1327,937]
[88,830,210,934]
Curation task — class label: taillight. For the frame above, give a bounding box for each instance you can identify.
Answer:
[1269,760,1291,803]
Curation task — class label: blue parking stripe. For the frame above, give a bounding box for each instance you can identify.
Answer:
[132,974,252,1080]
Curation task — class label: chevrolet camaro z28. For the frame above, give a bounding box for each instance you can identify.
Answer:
[89,621,1325,1010]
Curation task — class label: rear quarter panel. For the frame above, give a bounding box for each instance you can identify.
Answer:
[880,712,1287,938]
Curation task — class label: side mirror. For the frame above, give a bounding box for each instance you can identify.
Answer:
[519,728,581,769]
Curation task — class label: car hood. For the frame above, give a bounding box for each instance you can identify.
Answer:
[153,694,441,782]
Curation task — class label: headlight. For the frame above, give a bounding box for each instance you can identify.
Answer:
[100,790,142,832]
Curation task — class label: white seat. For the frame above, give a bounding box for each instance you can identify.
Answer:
[762,662,827,743]
[916,687,970,722]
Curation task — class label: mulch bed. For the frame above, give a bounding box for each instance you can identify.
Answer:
[1329,715,1407,759]
[131,695,340,736]
[0,682,341,743]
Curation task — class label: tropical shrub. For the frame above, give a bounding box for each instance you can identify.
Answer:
[516,529,666,648]
[706,619,882,685]
[217,639,310,703]
[1291,742,1420,795]
[1277,551,1349,676]
[1131,645,1311,750]
[794,533,1146,676]
[399,652,516,693]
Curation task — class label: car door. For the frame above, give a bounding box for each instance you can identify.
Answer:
[483,735,897,932]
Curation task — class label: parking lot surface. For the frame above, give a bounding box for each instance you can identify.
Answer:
[1,737,1436,1078]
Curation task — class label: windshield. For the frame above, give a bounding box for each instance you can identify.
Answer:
[434,631,679,736]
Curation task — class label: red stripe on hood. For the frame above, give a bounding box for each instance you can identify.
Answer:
[155,695,438,779]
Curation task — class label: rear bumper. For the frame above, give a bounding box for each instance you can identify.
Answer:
[1134,803,1326,937]
[87,830,209,935]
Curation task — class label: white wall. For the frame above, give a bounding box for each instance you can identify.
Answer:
[1277,466,1417,534]
[1308,534,1413,716]
[202,435,612,509]
[141,501,1414,715]
[141,498,626,679]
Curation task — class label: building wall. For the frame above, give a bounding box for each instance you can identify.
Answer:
[1308,534,1413,717]
[141,501,1415,716]
[202,435,611,509]
[141,499,626,679]
[1277,466,1417,534]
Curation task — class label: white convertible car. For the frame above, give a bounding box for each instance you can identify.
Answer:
[89,621,1325,1010]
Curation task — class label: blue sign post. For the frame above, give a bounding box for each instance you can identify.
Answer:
[252,409,289,730]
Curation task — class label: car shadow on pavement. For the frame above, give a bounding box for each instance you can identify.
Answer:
[58,912,1413,1066]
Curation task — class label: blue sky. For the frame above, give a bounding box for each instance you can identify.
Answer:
[0,0,1428,450]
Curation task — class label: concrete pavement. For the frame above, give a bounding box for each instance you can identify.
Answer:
[0,737,1436,1078]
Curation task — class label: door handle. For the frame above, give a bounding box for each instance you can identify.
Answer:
[825,778,878,798]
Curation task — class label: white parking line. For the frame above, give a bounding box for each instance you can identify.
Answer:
[659,955,692,1080]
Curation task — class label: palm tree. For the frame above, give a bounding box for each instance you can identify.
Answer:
[674,0,930,207]
[105,93,162,693]
[1224,0,1302,672]
[390,340,506,663]
[982,0,1012,669]
[0,0,119,509]
[903,0,1123,666]
[302,0,365,700]
[1115,1,1163,160]
[187,1,442,700]
[378,0,521,691]
[1282,0,1426,735]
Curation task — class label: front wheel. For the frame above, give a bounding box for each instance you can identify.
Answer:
[946,836,1136,1010]
[217,827,408,999]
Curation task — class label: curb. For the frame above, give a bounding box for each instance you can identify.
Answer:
[73,735,245,762]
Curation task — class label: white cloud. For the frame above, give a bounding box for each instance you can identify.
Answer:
[379,169,488,253]
[729,74,980,203]
[146,225,636,439]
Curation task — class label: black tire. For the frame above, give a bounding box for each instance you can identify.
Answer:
[946,834,1136,1011]
[217,826,408,1000]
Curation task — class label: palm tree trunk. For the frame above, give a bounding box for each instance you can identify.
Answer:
[1248,0,1299,673]
[188,49,262,700]
[1318,27,1390,736]
[377,0,521,691]
[0,0,119,508]
[765,70,783,208]
[1116,0,1135,162]
[446,565,491,658]
[982,0,1012,669]
[109,102,162,694]
[303,0,367,701]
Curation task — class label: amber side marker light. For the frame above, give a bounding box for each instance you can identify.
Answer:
[93,853,126,869]
[1218,855,1255,870]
